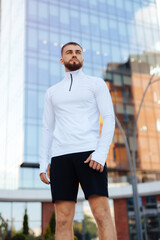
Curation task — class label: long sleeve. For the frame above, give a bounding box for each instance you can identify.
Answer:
[91,79,115,166]
[39,90,55,174]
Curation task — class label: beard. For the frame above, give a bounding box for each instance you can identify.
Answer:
[64,58,83,71]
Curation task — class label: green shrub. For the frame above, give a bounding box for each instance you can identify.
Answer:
[11,233,26,240]
[43,226,55,240]
[74,236,78,240]
[25,234,37,240]
[35,236,43,240]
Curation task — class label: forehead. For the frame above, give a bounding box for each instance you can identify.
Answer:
[63,44,82,52]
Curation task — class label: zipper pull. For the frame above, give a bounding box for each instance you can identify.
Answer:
[69,74,73,91]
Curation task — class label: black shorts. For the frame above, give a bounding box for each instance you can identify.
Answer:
[50,150,108,203]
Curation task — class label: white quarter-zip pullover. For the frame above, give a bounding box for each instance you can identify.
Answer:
[39,69,115,174]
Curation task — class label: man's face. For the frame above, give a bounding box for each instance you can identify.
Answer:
[60,44,84,72]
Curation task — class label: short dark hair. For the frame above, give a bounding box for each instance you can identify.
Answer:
[61,42,83,56]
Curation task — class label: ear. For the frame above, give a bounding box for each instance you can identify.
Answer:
[60,58,64,65]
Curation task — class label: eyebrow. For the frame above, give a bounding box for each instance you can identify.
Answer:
[65,49,82,53]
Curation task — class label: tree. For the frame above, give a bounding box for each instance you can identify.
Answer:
[43,212,56,240]
[73,215,98,240]
[0,213,8,239]
[23,209,29,235]
[43,226,54,240]
[49,212,56,235]
[84,215,98,240]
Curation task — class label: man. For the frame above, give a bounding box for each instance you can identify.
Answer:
[40,42,117,240]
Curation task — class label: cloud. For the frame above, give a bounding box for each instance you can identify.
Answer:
[132,2,160,52]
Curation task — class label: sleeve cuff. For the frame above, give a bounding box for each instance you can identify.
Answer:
[39,162,49,175]
[91,151,107,166]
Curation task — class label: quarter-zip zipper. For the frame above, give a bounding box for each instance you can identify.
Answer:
[69,74,73,91]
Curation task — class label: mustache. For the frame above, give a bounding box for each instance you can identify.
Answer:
[70,58,80,63]
[70,57,78,60]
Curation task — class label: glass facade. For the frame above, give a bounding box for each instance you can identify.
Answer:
[0,0,160,188]
[106,52,160,184]
[127,195,160,240]
[21,0,160,189]
[0,202,41,236]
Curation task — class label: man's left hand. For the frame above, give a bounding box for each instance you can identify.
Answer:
[84,154,104,173]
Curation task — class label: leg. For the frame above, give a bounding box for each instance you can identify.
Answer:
[88,195,117,240]
[54,201,76,240]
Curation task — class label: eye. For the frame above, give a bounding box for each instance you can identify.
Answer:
[66,50,72,54]
[76,51,81,54]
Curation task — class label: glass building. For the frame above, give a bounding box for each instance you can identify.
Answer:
[105,52,160,184]
[0,0,160,189]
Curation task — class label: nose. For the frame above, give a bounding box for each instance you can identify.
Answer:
[72,52,77,58]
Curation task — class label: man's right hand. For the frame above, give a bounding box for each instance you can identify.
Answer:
[40,164,50,184]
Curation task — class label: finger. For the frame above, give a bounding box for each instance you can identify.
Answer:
[92,161,98,170]
[96,164,101,171]
[89,160,95,168]
[43,176,50,184]
[84,154,92,163]
[100,165,104,173]
[47,165,50,179]
[40,173,50,184]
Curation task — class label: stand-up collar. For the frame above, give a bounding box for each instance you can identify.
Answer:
[64,68,84,79]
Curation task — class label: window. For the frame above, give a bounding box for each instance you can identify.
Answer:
[118,22,127,42]
[92,41,102,65]
[100,17,109,38]
[124,0,133,20]
[109,19,119,41]
[111,42,121,59]
[123,76,131,85]
[27,0,37,21]
[80,13,90,34]
[70,10,80,32]
[27,27,38,51]
[27,58,38,84]
[27,89,38,118]
[38,29,49,54]
[49,5,59,27]
[90,15,100,37]
[38,2,49,24]
[60,8,70,28]
[38,60,49,86]
[50,62,61,85]
[26,124,38,155]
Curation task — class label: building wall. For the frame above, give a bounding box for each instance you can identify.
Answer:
[131,73,160,173]
[42,202,55,235]
[114,198,130,240]
[0,0,25,189]
[114,194,160,240]
[105,55,160,183]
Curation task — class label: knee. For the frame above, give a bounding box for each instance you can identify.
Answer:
[56,211,73,230]
[92,207,109,226]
